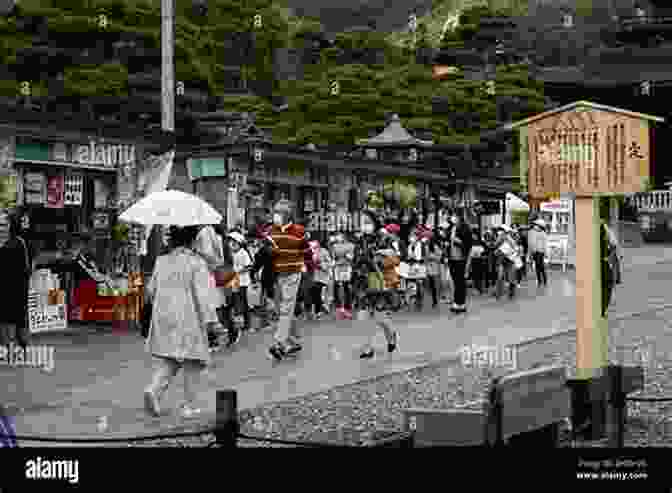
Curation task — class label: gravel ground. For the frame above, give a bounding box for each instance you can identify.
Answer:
[127,307,672,447]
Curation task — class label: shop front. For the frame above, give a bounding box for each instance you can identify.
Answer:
[12,137,143,331]
[242,157,436,241]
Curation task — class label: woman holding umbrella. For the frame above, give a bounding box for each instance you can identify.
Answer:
[143,224,222,418]
[119,190,224,418]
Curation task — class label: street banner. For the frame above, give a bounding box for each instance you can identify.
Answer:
[135,150,174,255]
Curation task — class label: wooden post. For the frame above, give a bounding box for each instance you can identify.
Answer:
[575,196,608,380]
[216,390,238,447]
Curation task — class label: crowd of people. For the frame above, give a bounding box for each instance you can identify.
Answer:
[0,203,623,422]
[140,202,562,418]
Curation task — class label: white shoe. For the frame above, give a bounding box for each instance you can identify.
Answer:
[180,404,201,419]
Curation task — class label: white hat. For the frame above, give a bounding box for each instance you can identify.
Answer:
[227,231,246,245]
[533,218,546,227]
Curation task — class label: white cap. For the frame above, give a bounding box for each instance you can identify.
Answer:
[227,232,246,245]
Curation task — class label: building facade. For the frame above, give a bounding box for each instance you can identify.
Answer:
[173,113,516,242]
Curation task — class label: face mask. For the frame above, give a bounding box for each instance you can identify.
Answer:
[272,213,283,225]
[362,223,374,234]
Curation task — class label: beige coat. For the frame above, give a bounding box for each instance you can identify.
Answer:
[145,247,218,364]
[528,226,547,255]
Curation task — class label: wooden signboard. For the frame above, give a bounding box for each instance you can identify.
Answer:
[493,365,570,441]
[513,101,663,199]
[509,102,664,381]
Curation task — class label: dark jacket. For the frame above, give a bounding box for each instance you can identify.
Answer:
[449,223,473,261]
[0,235,32,326]
[252,239,275,292]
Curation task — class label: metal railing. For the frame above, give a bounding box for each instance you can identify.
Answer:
[621,16,672,27]
[629,190,672,211]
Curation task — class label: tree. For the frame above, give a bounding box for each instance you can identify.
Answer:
[0,0,545,147]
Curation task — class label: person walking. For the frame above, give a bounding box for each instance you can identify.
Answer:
[601,219,621,316]
[305,238,330,319]
[425,232,443,308]
[528,218,548,286]
[447,213,473,313]
[482,228,498,291]
[603,221,622,286]
[251,216,277,323]
[228,231,252,334]
[143,225,222,418]
[331,232,355,320]
[513,225,529,284]
[267,201,306,362]
[0,213,33,349]
[438,226,453,304]
[191,223,224,350]
[467,228,487,295]
[406,227,427,311]
[358,215,399,359]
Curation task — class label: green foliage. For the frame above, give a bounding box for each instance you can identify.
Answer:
[0,0,545,147]
[64,64,128,97]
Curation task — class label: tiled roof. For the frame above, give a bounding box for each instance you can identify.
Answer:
[356,114,433,147]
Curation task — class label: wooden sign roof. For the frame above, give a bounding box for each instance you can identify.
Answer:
[505,100,664,130]
[506,101,665,198]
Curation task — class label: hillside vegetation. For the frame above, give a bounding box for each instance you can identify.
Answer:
[0,0,545,145]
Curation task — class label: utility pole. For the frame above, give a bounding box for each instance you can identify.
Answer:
[162,0,175,134]
[142,0,175,274]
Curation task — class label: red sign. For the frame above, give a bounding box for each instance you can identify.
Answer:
[45,172,65,209]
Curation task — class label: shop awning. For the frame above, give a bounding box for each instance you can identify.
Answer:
[13,158,118,173]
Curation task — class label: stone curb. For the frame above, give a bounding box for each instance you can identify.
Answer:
[413,303,672,370]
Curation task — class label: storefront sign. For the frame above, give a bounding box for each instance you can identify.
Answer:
[52,143,68,162]
[28,296,67,334]
[73,141,135,168]
[45,173,65,209]
[24,171,46,205]
[64,173,83,206]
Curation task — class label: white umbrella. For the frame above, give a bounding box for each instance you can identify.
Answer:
[506,192,529,212]
[119,190,222,226]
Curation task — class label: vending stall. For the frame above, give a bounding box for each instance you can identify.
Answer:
[539,199,573,270]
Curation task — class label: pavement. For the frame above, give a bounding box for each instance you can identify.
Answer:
[3,243,672,445]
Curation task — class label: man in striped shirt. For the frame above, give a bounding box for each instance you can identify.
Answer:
[267,201,307,361]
